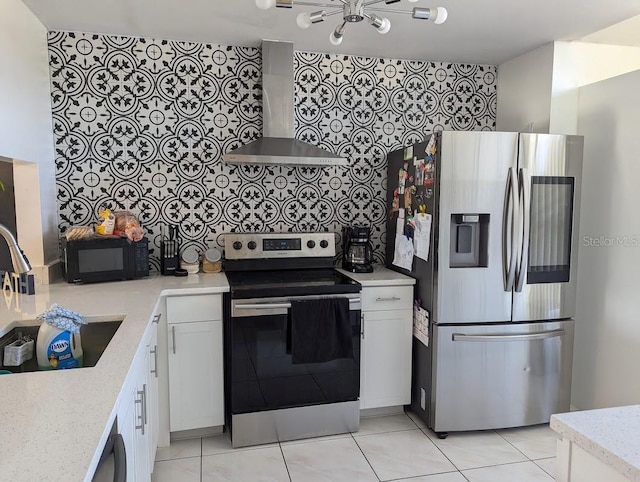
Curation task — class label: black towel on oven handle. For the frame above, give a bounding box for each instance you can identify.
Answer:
[290,298,353,364]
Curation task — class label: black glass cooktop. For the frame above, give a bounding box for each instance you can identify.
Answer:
[226,268,361,298]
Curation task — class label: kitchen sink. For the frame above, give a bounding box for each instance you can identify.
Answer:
[0,320,123,374]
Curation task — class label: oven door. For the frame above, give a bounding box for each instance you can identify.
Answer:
[227,293,361,416]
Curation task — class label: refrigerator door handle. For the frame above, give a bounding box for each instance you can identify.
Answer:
[503,167,518,291]
[452,329,565,342]
[516,168,531,292]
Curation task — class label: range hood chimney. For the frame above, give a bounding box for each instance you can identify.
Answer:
[223,41,347,167]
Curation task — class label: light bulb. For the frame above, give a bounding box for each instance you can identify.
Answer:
[329,31,343,46]
[255,0,276,10]
[296,12,312,29]
[377,17,391,34]
[433,7,448,24]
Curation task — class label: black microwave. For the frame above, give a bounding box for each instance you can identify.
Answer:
[62,237,150,283]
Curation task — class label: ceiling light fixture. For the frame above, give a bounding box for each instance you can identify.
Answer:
[256,0,448,45]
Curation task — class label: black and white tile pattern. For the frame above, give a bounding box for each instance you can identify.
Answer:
[48,32,496,269]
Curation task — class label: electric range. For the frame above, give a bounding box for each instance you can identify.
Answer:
[223,232,362,447]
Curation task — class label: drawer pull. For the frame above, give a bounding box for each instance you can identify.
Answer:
[172,326,176,354]
[376,297,401,302]
[152,313,161,324]
[150,346,158,377]
[142,384,148,426]
[135,389,145,434]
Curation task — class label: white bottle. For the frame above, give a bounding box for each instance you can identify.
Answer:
[36,323,83,370]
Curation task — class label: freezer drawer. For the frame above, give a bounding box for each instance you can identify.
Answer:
[430,320,574,433]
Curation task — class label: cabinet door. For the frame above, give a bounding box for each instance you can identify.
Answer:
[118,387,137,482]
[117,357,149,482]
[168,320,224,431]
[154,299,171,449]
[147,325,159,470]
[361,310,412,409]
[135,348,151,482]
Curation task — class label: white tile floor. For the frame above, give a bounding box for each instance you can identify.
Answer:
[152,412,558,482]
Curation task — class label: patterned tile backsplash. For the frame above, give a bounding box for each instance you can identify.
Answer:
[48,31,496,270]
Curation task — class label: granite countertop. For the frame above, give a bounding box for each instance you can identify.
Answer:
[338,265,416,286]
[0,274,229,482]
[551,405,640,481]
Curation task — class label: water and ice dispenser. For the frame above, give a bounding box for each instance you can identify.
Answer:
[449,214,490,268]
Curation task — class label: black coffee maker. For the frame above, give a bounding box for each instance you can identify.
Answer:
[342,226,374,273]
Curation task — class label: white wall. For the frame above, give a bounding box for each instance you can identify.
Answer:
[573,69,640,409]
[498,41,640,136]
[0,0,58,277]
[550,41,640,135]
[496,43,554,133]
[548,42,578,135]
[571,42,640,86]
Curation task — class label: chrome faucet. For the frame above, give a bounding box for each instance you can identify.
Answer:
[0,223,31,274]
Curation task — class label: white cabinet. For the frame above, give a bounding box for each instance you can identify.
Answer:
[117,319,159,482]
[360,285,413,410]
[167,295,224,432]
[134,369,150,481]
[147,324,159,469]
[154,298,172,448]
[361,286,413,312]
[118,379,138,482]
[556,438,629,482]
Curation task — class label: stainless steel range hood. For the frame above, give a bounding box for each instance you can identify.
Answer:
[223,41,347,167]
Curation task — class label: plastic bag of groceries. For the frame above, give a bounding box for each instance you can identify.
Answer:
[113,211,145,242]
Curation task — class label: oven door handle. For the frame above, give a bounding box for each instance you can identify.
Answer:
[234,303,293,310]
[234,298,361,310]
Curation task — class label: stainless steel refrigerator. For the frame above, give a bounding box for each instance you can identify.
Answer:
[386,131,583,437]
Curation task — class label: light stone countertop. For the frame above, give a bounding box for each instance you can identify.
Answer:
[338,264,416,286]
[551,405,640,481]
[0,265,412,480]
[0,273,228,482]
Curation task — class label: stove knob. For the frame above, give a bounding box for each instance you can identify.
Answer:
[248,241,257,250]
[320,240,329,249]
[307,240,316,249]
[232,241,243,250]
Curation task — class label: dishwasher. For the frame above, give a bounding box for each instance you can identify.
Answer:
[92,433,126,482]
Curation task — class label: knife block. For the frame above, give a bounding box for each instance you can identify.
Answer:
[160,240,179,275]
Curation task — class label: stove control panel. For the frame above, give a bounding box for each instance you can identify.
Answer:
[225,233,336,260]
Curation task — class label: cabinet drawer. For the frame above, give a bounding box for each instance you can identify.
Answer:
[361,286,413,312]
[167,295,222,323]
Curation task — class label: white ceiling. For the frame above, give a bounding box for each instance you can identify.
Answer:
[21,0,640,65]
